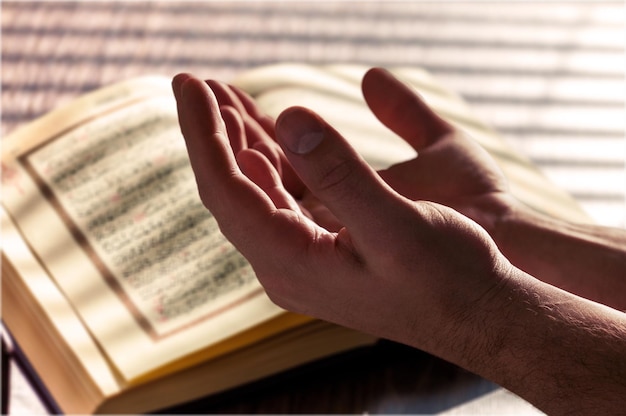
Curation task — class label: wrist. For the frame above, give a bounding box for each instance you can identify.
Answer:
[430,255,524,378]
[453,261,522,360]
[448,266,626,414]
[489,196,536,252]
[460,192,517,238]
[488,272,626,414]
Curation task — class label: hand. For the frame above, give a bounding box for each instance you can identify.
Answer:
[173,73,626,416]
[205,78,343,232]
[206,69,515,235]
[362,68,514,232]
[173,74,626,416]
[172,73,513,361]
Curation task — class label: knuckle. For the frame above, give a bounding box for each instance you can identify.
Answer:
[315,156,360,195]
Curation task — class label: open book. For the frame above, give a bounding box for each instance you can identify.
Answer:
[1,64,588,414]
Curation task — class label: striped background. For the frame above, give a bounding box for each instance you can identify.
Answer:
[2,1,625,227]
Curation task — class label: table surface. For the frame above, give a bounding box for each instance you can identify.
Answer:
[2,2,623,414]
[5,330,540,414]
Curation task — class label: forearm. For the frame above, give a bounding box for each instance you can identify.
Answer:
[491,201,626,311]
[445,267,626,415]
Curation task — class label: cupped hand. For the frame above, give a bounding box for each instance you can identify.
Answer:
[206,69,514,235]
[362,68,513,232]
[206,78,343,231]
[172,73,514,361]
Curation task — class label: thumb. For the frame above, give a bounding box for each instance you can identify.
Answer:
[275,106,398,242]
[362,67,453,151]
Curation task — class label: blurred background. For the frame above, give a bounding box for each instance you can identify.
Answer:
[2,1,624,228]
[1,2,624,413]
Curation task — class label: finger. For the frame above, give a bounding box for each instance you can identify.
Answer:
[208,80,284,169]
[220,105,246,155]
[252,141,282,174]
[252,138,307,199]
[241,110,274,149]
[206,79,246,114]
[362,67,453,151]
[207,79,306,198]
[207,79,275,139]
[172,74,307,260]
[275,106,399,244]
[300,197,343,233]
[237,148,301,212]
[209,79,264,150]
[173,74,261,215]
[230,85,276,137]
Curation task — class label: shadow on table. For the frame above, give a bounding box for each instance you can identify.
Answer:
[160,339,498,414]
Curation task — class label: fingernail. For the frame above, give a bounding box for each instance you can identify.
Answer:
[276,108,325,155]
[172,73,191,100]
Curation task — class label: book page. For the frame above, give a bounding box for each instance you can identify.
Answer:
[2,207,121,409]
[2,79,285,381]
[25,98,264,338]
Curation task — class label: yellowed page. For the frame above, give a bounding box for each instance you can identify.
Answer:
[1,207,121,408]
[2,77,285,382]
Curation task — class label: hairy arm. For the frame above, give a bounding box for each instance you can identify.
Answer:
[173,73,626,415]
[474,268,626,415]
[492,204,626,311]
